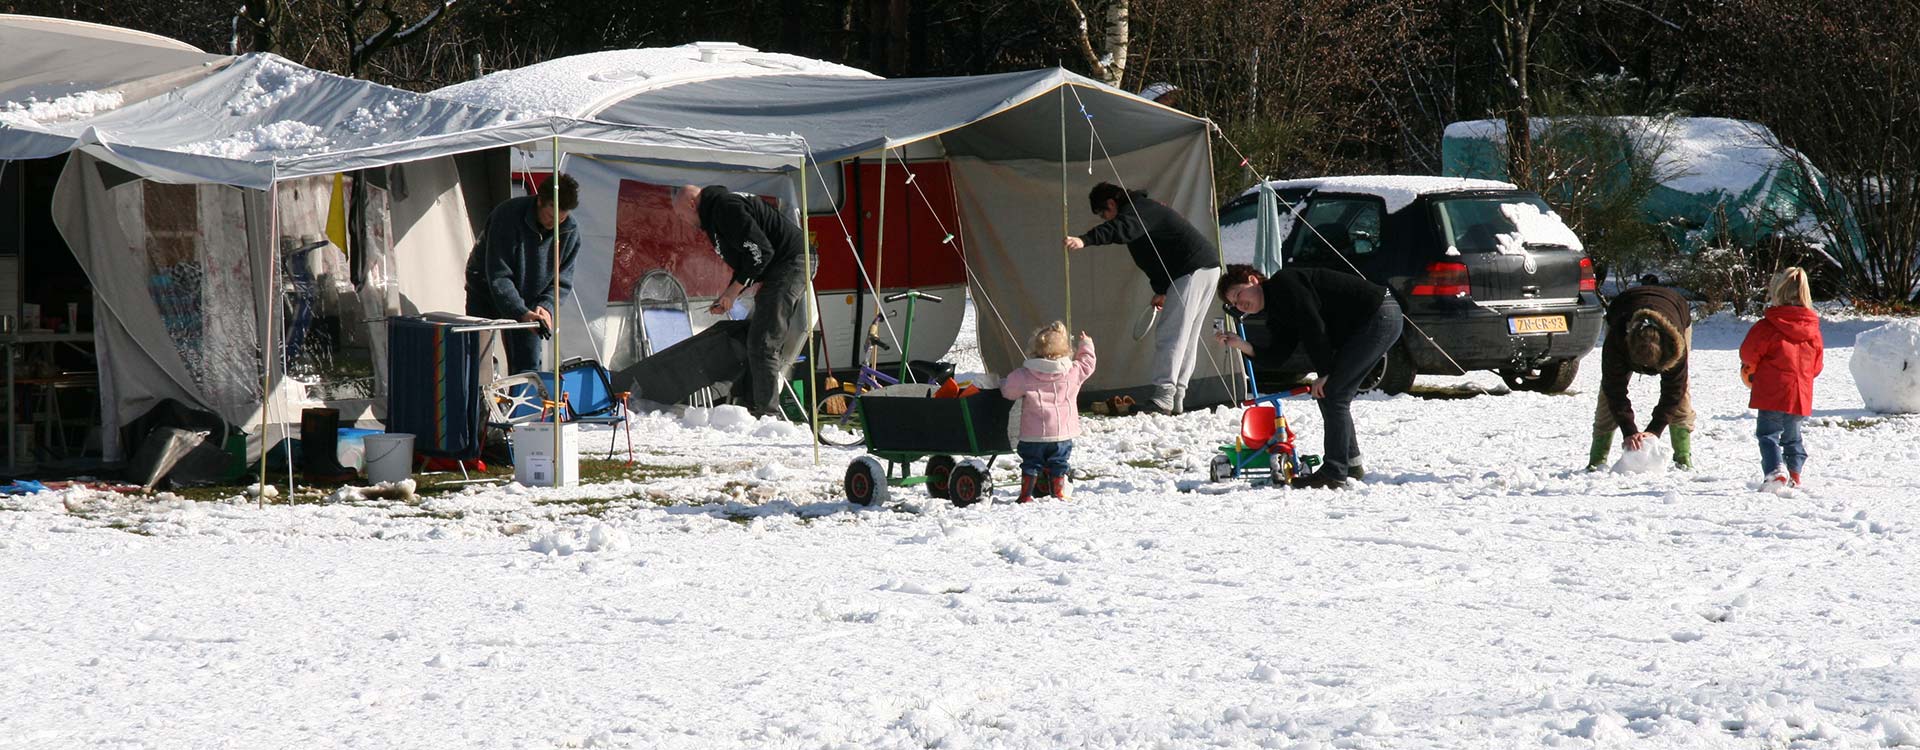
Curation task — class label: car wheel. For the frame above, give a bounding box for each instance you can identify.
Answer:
[1503,358,1580,394]
[1366,343,1416,396]
[844,456,889,506]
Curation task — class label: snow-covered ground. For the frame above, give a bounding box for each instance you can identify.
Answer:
[5,306,1920,748]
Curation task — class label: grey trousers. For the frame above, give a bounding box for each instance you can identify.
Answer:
[744,256,816,417]
[1151,266,1224,412]
[1316,298,1403,475]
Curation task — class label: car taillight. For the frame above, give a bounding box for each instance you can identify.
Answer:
[1579,257,1597,292]
[1412,261,1471,297]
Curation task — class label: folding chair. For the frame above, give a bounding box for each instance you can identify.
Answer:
[626,269,717,408]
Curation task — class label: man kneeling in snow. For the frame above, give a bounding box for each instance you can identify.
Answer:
[1588,284,1694,471]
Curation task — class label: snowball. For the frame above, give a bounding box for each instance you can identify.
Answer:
[707,405,755,432]
[1850,320,1920,414]
[751,420,805,440]
[680,406,710,428]
[1612,441,1673,474]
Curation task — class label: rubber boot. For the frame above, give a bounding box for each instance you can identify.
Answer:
[1586,430,1612,472]
[1347,463,1366,481]
[1017,474,1036,504]
[1669,426,1693,470]
[1050,474,1070,501]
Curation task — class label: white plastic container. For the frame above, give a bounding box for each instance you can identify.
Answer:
[513,422,579,487]
[364,433,415,484]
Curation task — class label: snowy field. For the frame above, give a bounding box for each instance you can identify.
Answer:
[4,305,1920,749]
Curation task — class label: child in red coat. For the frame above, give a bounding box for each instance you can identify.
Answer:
[1738,267,1824,488]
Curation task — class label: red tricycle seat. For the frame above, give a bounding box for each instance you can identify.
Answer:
[1240,405,1277,446]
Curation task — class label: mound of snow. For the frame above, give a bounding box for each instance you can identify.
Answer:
[707,405,755,432]
[1850,320,1920,414]
[680,406,711,428]
[1612,441,1673,474]
[528,522,629,556]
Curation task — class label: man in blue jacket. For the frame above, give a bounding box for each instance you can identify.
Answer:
[673,184,815,418]
[465,174,581,374]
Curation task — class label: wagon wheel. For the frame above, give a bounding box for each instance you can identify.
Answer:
[947,463,990,507]
[1269,451,1293,486]
[844,456,889,506]
[1208,454,1234,483]
[925,455,957,499]
[814,392,865,447]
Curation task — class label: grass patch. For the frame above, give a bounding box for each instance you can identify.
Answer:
[1837,417,1884,431]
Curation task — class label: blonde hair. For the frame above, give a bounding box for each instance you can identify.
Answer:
[1028,321,1070,359]
[1769,267,1812,308]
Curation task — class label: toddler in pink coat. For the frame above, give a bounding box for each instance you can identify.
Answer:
[1000,322,1096,502]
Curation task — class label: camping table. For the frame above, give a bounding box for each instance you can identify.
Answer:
[2,331,96,473]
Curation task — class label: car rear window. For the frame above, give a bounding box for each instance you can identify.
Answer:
[1437,195,1582,254]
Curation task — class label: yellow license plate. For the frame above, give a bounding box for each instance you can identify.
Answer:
[1509,315,1568,334]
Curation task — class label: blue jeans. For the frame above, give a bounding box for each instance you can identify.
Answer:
[1017,440,1073,479]
[1756,410,1807,476]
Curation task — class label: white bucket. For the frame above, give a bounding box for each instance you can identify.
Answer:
[364,433,415,484]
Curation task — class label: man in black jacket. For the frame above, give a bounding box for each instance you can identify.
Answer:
[672,184,815,418]
[1213,264,1402,489]
[1064,182,1223,414]
[465,174,581,374]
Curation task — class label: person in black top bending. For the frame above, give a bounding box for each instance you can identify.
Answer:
[1213,264,1403,489]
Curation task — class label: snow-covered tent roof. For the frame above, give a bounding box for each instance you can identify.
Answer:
[439,42,879,118]
[3,53,805,188]
[439,52,1209,163]
[1238,176,1519,214]
[0,14,225,108]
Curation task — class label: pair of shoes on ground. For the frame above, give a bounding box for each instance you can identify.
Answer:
[1765,471,1803,489]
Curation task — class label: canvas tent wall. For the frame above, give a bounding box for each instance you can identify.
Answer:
[438,49,1233,407]
[3,52,804,462]
[1442,117,1861,258]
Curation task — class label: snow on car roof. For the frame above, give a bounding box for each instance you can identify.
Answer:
[434,42,878,117]
[1237,175,1518,214]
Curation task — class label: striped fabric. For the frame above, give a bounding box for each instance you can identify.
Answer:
[386,317,485,459]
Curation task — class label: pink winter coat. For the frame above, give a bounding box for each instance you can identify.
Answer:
[1000,338,1097,442]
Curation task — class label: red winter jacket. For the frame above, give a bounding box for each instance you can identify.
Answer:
[1739,305,1824,416]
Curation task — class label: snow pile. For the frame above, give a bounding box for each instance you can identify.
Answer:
[0,90,125,126]
[179,120,330,158]
[528,522,629,555]
[1850,319,1920,414]
[707,405,755,432]
[226,57,319,116]
[343,101,409,135]
[1611,441,1673,474]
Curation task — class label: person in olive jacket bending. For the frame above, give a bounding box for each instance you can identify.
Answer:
[1212,264,1402,489]
[1588,284,1694,470]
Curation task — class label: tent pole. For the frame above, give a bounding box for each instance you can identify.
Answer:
[801,155,818,466]
[262,182,280,506]
[873,148,888,373]
[1060,85,1072,331]
[550,137,562,479]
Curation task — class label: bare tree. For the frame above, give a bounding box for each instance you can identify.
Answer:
[1063,0,1128,86]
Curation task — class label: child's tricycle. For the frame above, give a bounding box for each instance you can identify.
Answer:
[842,388,1014,507]
[1208,314,1321,486]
